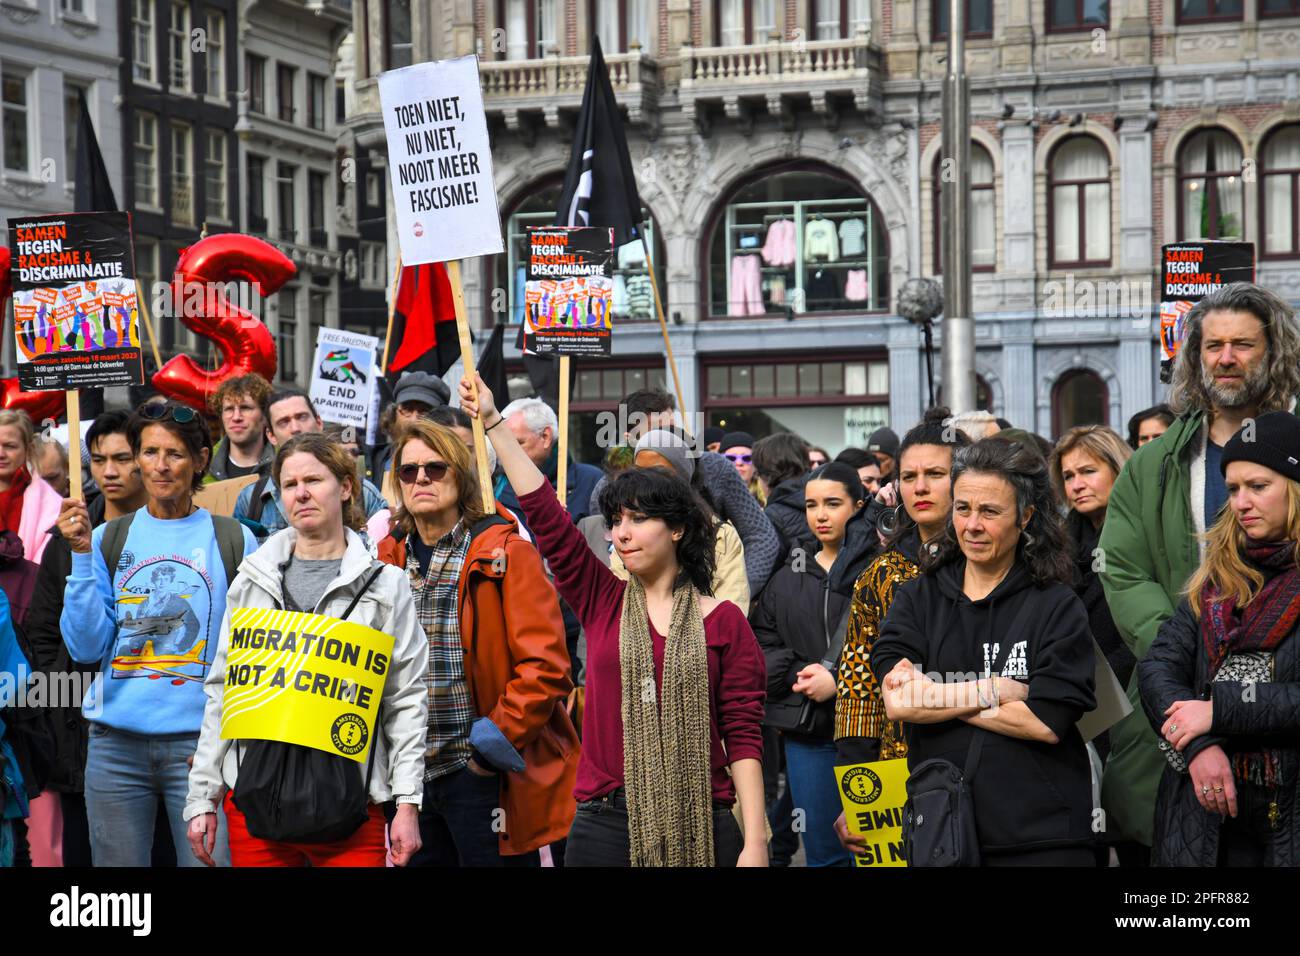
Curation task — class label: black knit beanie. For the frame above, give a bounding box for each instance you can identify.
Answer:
[1220,410,1300,482]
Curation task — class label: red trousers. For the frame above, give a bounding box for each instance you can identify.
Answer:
[223,792,387,867]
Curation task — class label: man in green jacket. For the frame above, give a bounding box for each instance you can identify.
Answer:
[1099,281,1300,863]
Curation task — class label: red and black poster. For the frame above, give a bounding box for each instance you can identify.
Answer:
[9,211,143,391]
[1159,241,1254,383]
[524,226,615,356]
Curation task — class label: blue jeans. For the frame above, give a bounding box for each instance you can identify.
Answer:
[84,724,229,867]
[783,736,852,867]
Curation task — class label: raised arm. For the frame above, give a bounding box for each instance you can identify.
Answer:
[60,523,119,665]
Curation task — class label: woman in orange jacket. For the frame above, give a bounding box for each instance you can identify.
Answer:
[376,417,579,865]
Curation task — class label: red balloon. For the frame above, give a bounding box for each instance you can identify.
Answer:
[0,246,65,421]
[152,234,292,409]
[1,376,66,423]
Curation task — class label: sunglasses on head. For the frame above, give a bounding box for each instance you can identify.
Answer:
[138,403,199,424]
[725,453,753,464]
[397,461,449,484]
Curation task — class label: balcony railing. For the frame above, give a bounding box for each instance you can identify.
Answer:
[171,175,193,226]
[681,28,873,87]
[479,48,659,125]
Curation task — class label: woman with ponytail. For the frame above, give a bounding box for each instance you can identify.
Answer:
[461,373,768,867]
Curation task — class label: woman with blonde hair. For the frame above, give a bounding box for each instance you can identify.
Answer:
[1051,426,1137,694]
[0,409,62,563]
[1139,411,1300,866]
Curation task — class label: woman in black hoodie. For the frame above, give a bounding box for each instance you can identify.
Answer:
[751,462,875,867]
[872,438,1097,866]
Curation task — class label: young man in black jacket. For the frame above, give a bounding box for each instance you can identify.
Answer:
[24,410,148,866]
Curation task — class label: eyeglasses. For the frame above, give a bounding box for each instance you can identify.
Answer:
[138,403,199,424]
[725,453,752,464]
[397,461,449,485]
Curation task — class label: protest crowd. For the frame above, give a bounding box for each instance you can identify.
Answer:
[0,276,1298,870]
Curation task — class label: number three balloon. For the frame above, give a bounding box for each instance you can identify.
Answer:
[0,245,68,423]
[152,234,292,409]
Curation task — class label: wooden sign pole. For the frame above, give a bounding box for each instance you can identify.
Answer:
[134,279,164,373]
[557,355,570,507]
[66,389,81,500]
[638,235,686,417]
[445,259,495,513]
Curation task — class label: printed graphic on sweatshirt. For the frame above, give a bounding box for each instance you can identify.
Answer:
[109,554,215,684]
[982,640,1029,680]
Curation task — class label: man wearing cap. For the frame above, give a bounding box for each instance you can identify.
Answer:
[233,387,388,539]
[1099,281,1300,865]
[371,371,453,489]
[702,426,725,453]
[865,426,899,484]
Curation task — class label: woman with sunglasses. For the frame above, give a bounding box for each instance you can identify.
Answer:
[462,374,768,867]
[58,401,257,866]
[376,419,578,866]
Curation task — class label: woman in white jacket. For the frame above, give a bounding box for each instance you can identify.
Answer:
[184,432,428,867]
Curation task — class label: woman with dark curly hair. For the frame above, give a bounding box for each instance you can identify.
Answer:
[462,372,769,867]
[872,437,1097,866]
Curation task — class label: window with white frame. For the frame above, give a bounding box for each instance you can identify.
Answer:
[814,0,870,39]
[204,130,226,221]
[205,11,224,98]
[360,241,386,289]
[170,2,191,91]
[502,0,559,59]
[2,72,30,174]
[171,121,194,225]
[595,0,652,53]
[278,162,298,241]
[718,0,777,44]
[133,0,156,83]
[134,111,158,206]
[61,0,89,16]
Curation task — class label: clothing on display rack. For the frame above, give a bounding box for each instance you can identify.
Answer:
[839,217,866,257]
[764,273,786,306]
[612,274,629,315]
[730,254,766,316]
[626,274,654,317]
[761,219,797,267]
[738,233,761,249]
[804,217,839,262]
[844,269,869,302]
[805,268,841,310]
[617,240,648,271]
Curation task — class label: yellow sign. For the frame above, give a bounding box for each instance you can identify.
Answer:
[220,608,394,763]
[835,759,911,868]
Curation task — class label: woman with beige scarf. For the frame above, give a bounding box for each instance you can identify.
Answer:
[462,373,769,867]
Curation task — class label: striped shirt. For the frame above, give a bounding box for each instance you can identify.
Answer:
[404,521,474,781]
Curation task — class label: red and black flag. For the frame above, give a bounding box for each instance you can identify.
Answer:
[381,262,460,401]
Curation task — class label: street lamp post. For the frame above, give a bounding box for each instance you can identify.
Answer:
[940,0,975,414]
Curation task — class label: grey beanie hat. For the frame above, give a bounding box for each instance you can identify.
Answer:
[635,429,695,483]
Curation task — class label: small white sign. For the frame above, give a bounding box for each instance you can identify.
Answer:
[378,56,504,265]
[309,327,379,430]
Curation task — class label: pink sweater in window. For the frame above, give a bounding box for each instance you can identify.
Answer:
[517,485,766,803]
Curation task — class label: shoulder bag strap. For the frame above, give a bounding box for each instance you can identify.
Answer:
[99,512,136,580]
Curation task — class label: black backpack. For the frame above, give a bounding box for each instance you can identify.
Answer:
[231,564,386,844]
[100,511,246,588]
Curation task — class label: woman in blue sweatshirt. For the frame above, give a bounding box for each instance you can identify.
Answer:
[57,402,256,867]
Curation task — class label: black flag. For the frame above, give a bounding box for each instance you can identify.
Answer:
[74,90,118,214]
[555,36,643,243]
[476,321,509,406]
[75,89,117,419]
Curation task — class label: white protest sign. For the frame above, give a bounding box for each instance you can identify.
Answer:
[309,327,379,429]
[378,56,504,265]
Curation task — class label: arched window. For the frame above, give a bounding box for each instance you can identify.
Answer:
[1052,369,1108,438]
[492,178,665,325]
[1178,128,1245,241]
[933,142,995,273]
[1049,136,1110,268]
[1261,125,1300,256]
[707,165,889,317]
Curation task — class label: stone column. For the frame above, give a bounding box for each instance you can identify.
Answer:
[1001,123,1036,308]
[1000,320,1036,430]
